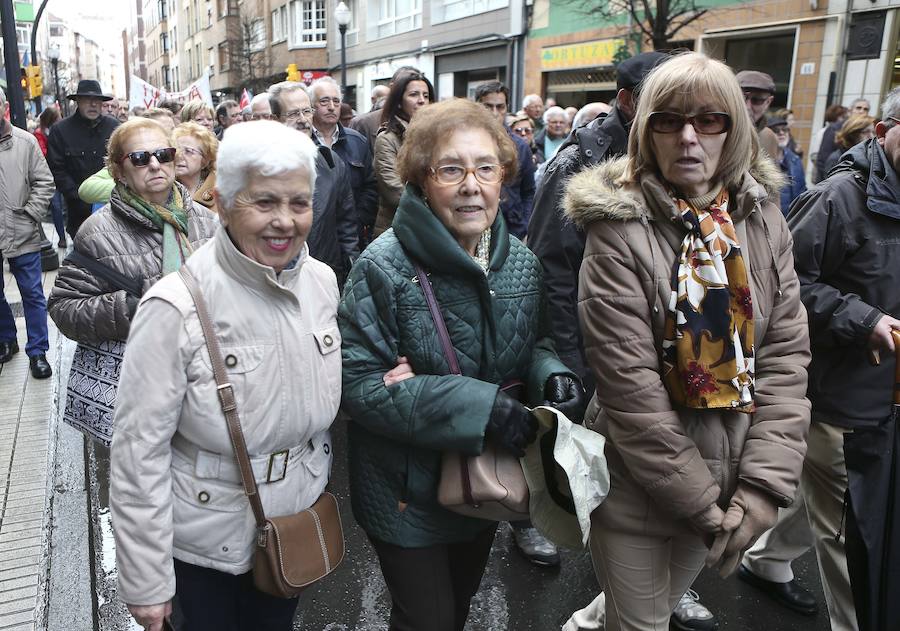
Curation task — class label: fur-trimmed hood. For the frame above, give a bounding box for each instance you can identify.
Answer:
[563,153,786,228]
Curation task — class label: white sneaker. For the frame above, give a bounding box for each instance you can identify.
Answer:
[670,589,718,630]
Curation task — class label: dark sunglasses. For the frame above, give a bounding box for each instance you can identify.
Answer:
[119,147,177,167]
[647,111,732,135]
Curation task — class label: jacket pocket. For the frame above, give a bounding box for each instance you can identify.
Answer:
[313,326,342,400]
[171,466,249,563]
[196,344,269,425]
[9,208,38,245]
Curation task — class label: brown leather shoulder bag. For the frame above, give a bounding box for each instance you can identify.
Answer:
[411,261,530,522]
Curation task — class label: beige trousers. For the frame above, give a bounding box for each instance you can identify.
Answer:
[588,526,708,631]
[803,420,858,631]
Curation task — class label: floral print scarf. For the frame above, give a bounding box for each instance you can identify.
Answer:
[661,188,755,411]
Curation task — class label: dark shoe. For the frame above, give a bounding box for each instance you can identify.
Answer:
[0,341,19,363]
[738,564,818,615]
[670,589,718,630]
[510,524,560,567]
[29,354,52,379]
[57,239,67,248]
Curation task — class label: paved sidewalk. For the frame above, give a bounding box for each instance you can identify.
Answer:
[0,256,59,631]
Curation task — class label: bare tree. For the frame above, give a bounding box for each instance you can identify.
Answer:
[222,4,270,94]
[560,0,709,51]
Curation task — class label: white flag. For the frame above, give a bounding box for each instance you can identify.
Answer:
[128,73,214,111]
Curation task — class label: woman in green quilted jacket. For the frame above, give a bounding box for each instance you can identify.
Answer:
[338,98,584,631]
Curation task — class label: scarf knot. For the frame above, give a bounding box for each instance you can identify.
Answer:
[661,188,755,411]
[117,183,193,274]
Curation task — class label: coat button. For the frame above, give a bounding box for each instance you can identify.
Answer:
[222,546,229,552]
[489,289,496,296]
[323,334,334,347]
[225,354,237,367]
[204,191,213,201]
[198,491,210,503]
[323,443,331,455]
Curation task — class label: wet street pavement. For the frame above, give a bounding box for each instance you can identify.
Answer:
[6,241,832,630]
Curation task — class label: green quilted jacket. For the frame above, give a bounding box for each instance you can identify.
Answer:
[339,185,573,547]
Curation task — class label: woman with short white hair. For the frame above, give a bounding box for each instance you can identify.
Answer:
[110,120,340,631]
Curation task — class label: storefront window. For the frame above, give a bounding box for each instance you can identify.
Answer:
[725,32,796,108]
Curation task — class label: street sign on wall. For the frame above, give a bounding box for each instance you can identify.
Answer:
[540,39,626,71]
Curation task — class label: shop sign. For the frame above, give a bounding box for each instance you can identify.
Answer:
[540,39,625,71]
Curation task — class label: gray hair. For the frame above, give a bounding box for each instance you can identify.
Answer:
[523,94,542,108]
[543,105,566,125]
[268,81,308,119]
[309,76,342,104]
[882,88,900,125]
[249,93,270,109]
[216,120,317,210]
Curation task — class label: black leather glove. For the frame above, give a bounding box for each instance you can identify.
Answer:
[485,390,538,457]
[543,374,586,422]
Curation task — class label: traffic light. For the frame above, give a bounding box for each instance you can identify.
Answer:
[26,66,43,99]
[286,63,300,82]
[20,68,27,92]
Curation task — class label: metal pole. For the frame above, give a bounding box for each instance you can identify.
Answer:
[0,0,27,129]
[51,58,60,110]
[339,24,347,98]
[29,0,50,114]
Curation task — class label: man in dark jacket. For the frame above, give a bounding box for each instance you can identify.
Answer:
[474,81,536,239]
[776,88,900,631]
[46,80,120,237]
[269,81,358,282]
[310,76,378,249]
[349,84,389,148]
[527,51,666,394]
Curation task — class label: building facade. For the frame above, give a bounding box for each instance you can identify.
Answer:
[324,0,527,112]
[525,0,899,172]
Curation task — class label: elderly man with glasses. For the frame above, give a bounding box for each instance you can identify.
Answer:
[309,76,377,248]
[736,70,779,165]
[268,81,358,281]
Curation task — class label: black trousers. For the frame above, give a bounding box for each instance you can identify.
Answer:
[369,524,497,631]
[173,559,299,631]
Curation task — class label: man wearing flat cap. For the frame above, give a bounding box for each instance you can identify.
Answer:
[47,79,120,237]
[529,49,719,631]
[736,70,780,164]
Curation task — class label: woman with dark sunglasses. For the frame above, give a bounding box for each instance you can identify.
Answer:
[563,52,810,630]
[49,117,218,446]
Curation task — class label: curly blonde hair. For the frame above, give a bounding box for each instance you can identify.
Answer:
[106,118,171,182]
[172,121,219,177]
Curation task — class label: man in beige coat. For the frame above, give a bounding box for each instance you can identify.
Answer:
[0,89,55,378]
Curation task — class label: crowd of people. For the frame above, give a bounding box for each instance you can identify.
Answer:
[1,50,898,631]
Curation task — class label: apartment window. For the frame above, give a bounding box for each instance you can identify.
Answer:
[271,5,287,43]
[249,18,266,51]
[172,27,177,52]
[163,65,171,90]
[218,0,238,18]
[186,48,193,78]
[209,47,215,75]
[185,5,192,35]
[368,0,421,40]
[218,42,229,70]
[289,0,327,48]
[431,0,507,24]
[195,43,201,77]
[49,25,62,37]
[158,0,167,19]
[194,0,200,32]
[160,32,169,53]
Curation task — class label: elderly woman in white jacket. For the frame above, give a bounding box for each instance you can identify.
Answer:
[110,121,341,631]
